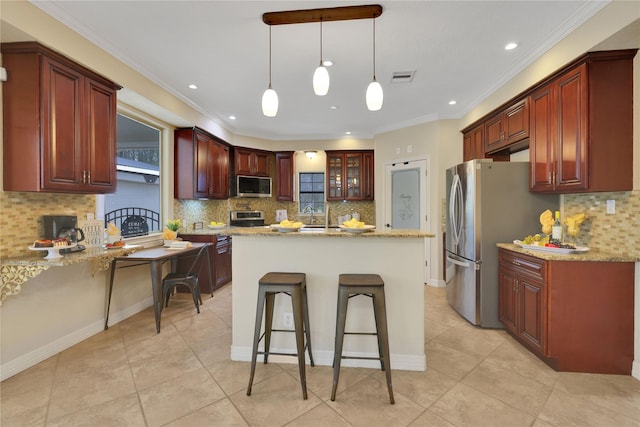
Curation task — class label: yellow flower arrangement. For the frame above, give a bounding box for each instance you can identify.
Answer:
[163,219,181,241]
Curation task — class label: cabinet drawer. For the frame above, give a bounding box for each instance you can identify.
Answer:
[499,250,545,282]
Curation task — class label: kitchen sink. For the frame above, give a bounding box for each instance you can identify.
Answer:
[300,226,340,233]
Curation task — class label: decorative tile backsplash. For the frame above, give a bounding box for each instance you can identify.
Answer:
[564,190,639,258]
[1,189,637,261]
[173,198,375,231]
[0,192,96,259]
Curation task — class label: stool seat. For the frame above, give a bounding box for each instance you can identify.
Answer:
[339,273,385,287]
[261,272,307,286]
[332,273,394,404]
[247,272,314,400]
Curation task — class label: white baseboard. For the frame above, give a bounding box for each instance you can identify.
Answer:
[0,296,153,382]
[231,345,426,371]
[427,280,446,288]
[632,360,640,381]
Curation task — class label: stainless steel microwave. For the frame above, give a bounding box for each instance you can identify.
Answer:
[236,175,272,198]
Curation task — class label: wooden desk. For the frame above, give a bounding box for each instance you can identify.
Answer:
[104,242,212,333]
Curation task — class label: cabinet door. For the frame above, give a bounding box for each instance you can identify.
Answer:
[361,151,374,200]
[504,98,529,143]
[208,140,229,199]
[174,236,215,295]
[234,148,253,175]
[345,152,362,199]
[85,78,117,192]
[518,276,546,354]
[498,266,518,333]
[254,152,270,176]
[554,65,587,192]
[194,131,211,198]
[327,153,343,200]
[463,124,485,161]
[484,114,504,153]
[41,56,84,190]
[529,84,556,192]
[275,151,295,201]
[215,241,232,288]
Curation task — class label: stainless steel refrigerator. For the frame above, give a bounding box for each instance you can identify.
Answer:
[445,159,558,328]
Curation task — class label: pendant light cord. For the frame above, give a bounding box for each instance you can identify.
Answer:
[320,19,323,64]
[372,17,376,80]
[268,25,273,88]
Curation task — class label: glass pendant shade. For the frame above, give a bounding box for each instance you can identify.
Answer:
[313,64,330,96]
[262,85,278,117]
[366,79,383,111]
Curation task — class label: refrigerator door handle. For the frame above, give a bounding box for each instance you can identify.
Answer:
[447,255,480,270]
[449,174,463,246]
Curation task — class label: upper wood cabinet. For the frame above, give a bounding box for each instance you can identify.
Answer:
[234,147,271,177]
[484,97,529,154]
[326,150,374,201]
[174,127,230,199]
[2,42,121,193]
[529,50,636,193]
[275,151,295,201]
[463,123,485,161]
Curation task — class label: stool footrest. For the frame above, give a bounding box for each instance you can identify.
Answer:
[258,350,301,358]
[340,355,389,361]
[343,331,378,336]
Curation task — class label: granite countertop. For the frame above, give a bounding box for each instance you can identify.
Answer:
[497,243,639,262]
[178,228,229,236]
[0,245,139,267]
[224,227,433,238]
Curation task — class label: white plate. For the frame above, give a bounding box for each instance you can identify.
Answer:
[207,224,226,229]
[339,225,376,233]
[270,224,301,233]
[513,240,589,254]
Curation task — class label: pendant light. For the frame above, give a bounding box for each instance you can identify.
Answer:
[262,25,278,117]
[313,19,330,96]
[366,16,383,111]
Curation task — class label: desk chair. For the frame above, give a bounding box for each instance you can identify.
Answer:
[162,244,208,313]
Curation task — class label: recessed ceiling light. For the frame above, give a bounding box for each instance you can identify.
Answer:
[449,100,457,105]
[229,115,236,120]
[330,106,338,110]
[188,84,198,89]
[323,59,333,67]
[345,131,351,135]
[505,42,518,51]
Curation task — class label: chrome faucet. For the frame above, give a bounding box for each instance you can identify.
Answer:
[303,205,315,224]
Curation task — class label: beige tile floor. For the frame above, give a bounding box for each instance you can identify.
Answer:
[2,284,640,426]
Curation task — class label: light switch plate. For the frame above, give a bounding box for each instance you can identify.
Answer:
[606,199,615,214]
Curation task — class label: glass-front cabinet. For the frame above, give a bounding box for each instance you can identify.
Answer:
[326,150,374,201]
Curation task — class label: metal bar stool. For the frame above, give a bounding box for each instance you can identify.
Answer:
[331,273,394,404]
[247,272,315,399]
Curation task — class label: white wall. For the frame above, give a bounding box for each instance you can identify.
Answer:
[374,119,461,286]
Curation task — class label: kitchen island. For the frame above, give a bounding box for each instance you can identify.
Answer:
[225,227,433,371]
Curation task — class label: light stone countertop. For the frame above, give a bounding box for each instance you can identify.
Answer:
[0,245,140,304]
[497,243,639,262]
[224,226,433,238]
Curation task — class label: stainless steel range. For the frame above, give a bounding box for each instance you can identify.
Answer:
[230,210,265,227]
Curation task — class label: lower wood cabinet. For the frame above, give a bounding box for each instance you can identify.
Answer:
[498,248,634,375]
[177,234,232,294]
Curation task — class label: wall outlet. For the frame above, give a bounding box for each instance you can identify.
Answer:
[283,312,293,328]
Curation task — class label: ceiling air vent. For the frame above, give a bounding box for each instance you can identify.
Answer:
[391,70,415,83]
